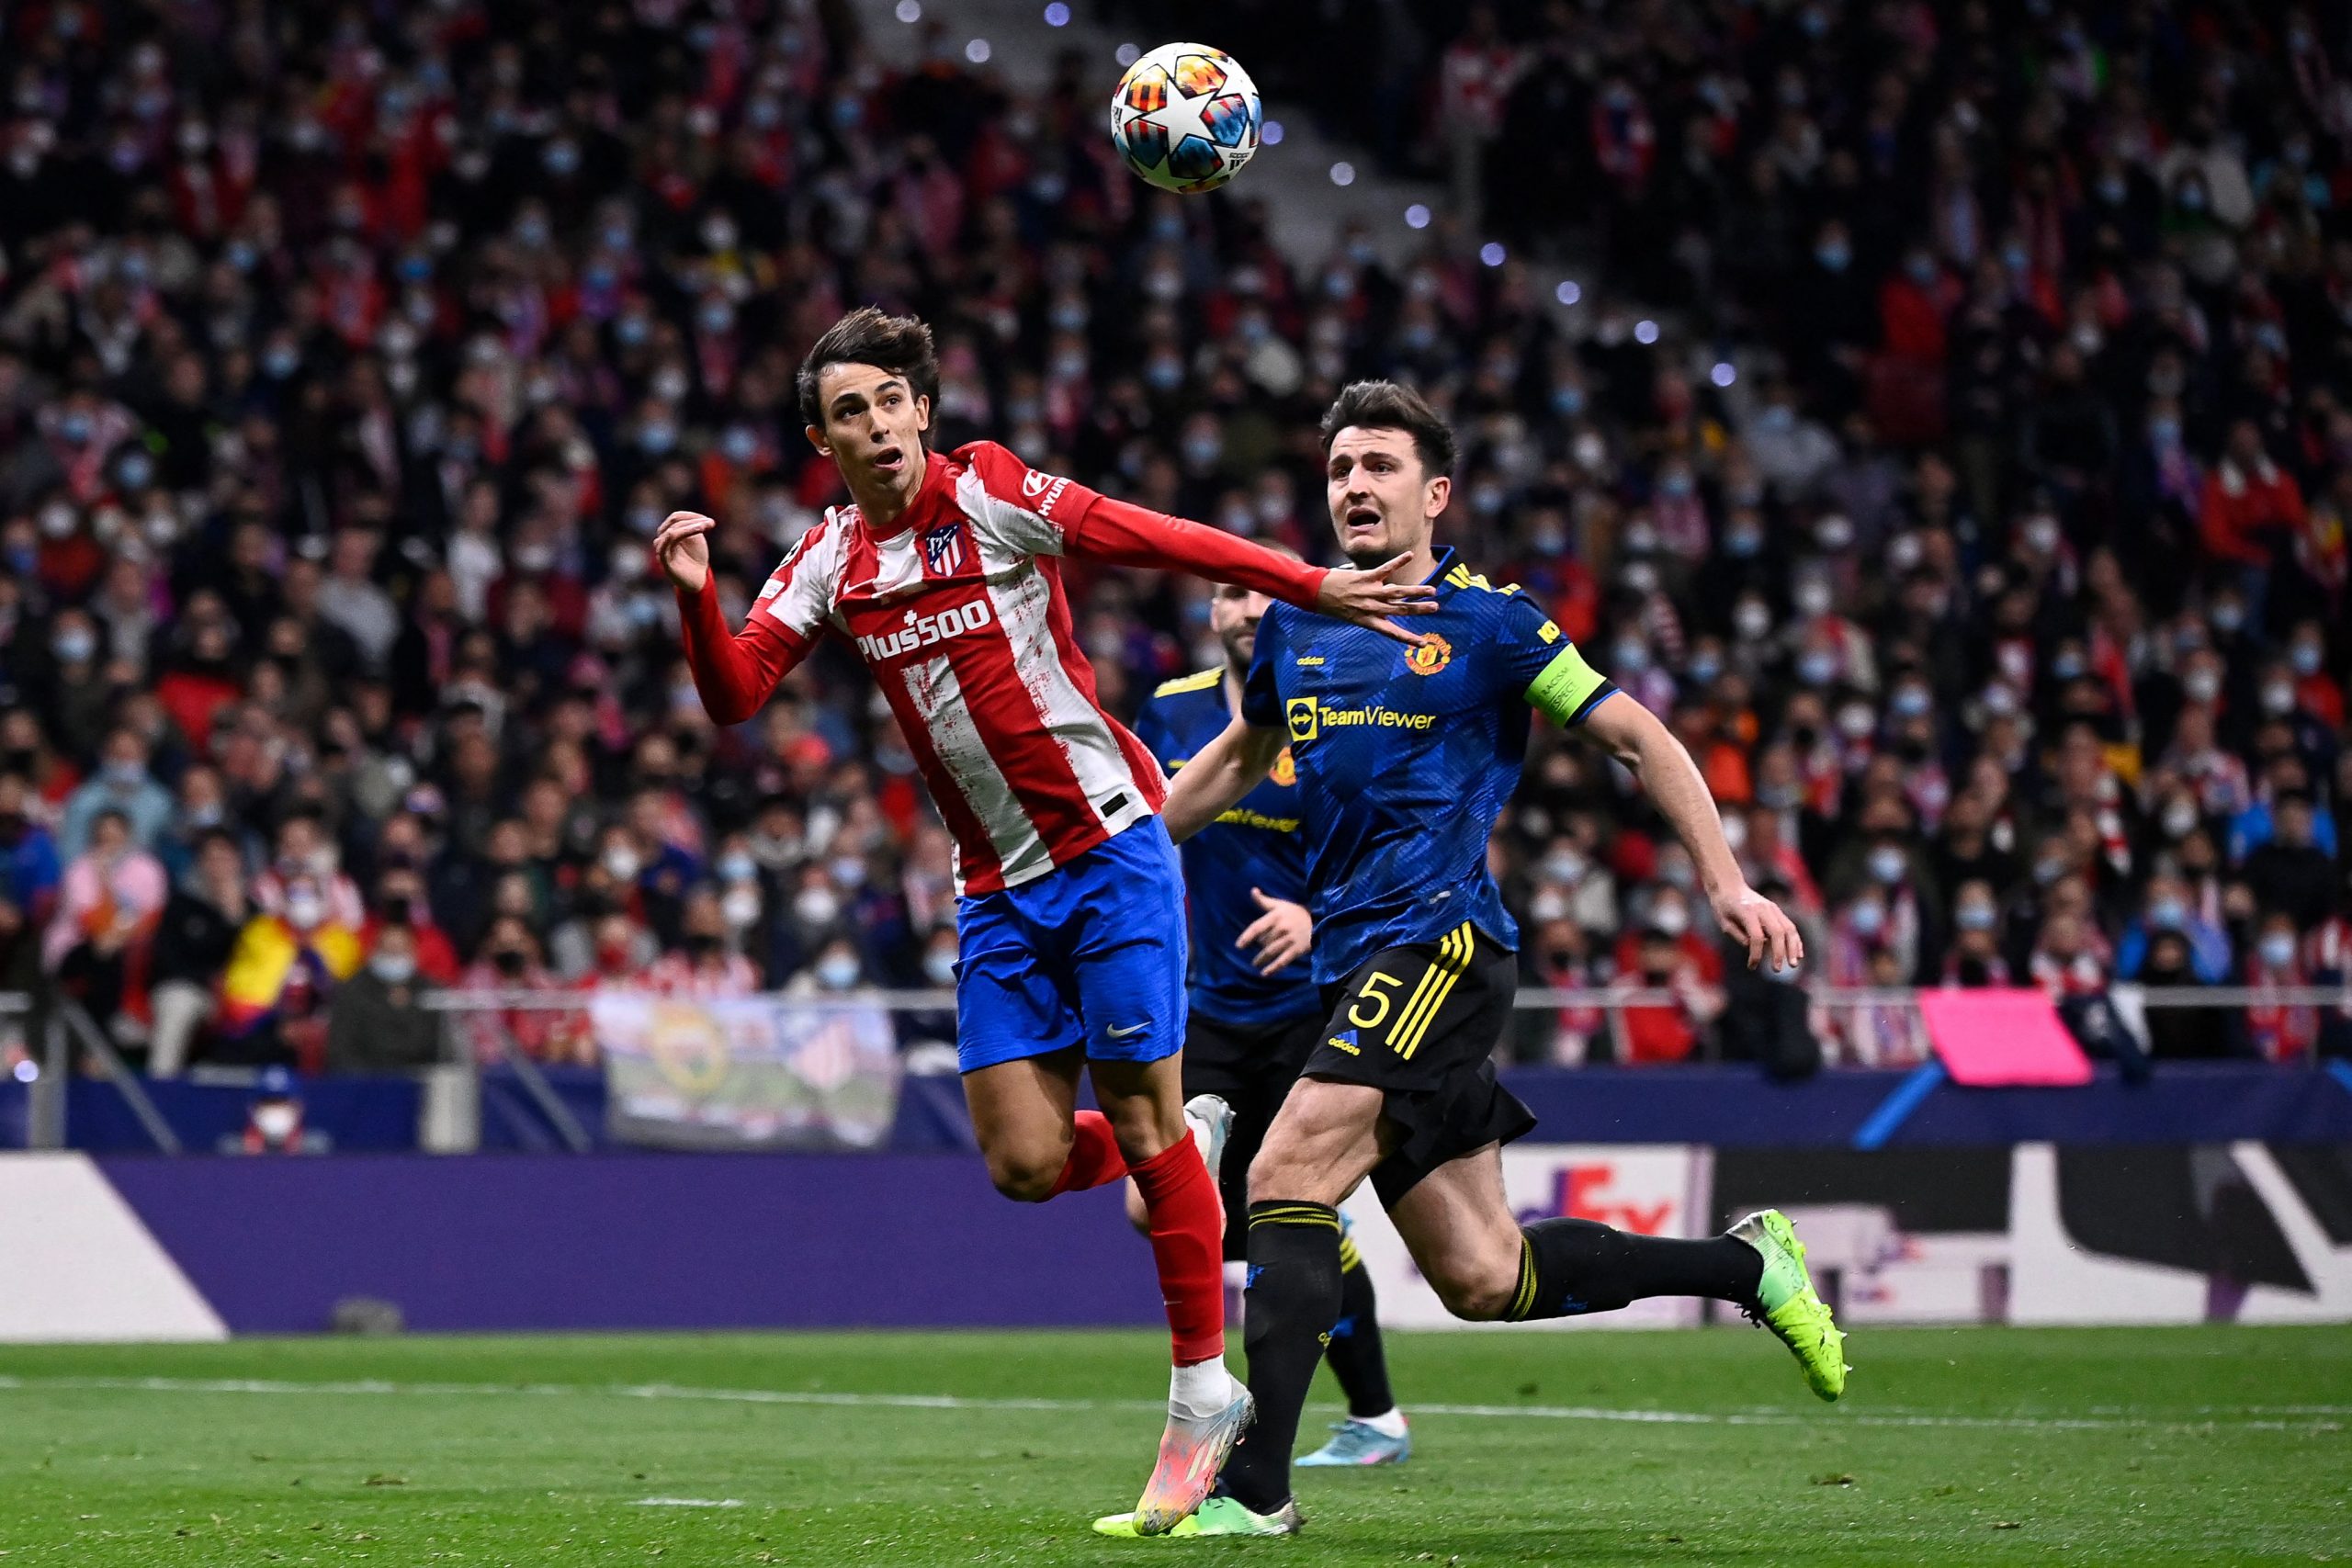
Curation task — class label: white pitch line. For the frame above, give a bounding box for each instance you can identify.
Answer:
[631,1498,743,1508]
[0,1374,2339,1436]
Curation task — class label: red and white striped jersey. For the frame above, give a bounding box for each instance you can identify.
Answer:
[750,442,1168,895]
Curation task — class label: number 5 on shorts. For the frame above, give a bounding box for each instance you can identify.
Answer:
[1347,971,1402,1031]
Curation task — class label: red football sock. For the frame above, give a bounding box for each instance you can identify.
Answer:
[1128,1135,1227,1365]
[1044,1110,1128,1198]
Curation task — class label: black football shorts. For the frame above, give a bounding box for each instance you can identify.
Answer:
[1306,921,1536,1208]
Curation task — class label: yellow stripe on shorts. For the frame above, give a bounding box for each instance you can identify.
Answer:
[1393,923,1474,1060]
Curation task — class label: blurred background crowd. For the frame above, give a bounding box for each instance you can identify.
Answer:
[0,0,2346,1081]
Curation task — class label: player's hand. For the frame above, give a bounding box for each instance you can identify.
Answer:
[1237,887,1312,975]
[651,510,716,593]
[1316,554,1438,647]
[1713,884,1804,973]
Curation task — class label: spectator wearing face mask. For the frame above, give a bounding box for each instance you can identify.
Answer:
[458,914,592,1066]
[1940,880,2013,987]
[786,933,874,999]
[2116,872,2234,984]
[58,728,174,860]
[1610,886,1721,989]
[359,865,463,986]
[2240,911,2319,1063]
[40,607,116,762]
[215,871,364,1069]
[252,810,368,931]
[645,887,760,998]
[772,863,849,982]
[1514,917,1606,1066]
[325,922,442,1073]
[1523,834,1619,935]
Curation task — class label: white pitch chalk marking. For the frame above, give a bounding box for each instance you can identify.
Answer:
[630,1498,744,1508]
[0,1374,2339,1436]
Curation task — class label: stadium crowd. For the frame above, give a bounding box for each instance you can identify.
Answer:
[0,0,2346,1081]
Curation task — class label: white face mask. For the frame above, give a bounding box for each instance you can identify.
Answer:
[370,953,416,984]
[720,886,761,929]
[815,953,860,990]
[794,887,840,927]
[602,846,642,882]
[285,890,326,931]
[253,1102,300,1142]
[922,949,958,987]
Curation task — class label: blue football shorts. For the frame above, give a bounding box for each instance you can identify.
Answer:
[953,817,1189,1074]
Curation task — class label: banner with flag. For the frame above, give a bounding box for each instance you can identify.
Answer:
[592,994,900,1151]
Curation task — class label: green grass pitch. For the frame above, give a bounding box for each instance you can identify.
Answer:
[1,1325,2346,1564]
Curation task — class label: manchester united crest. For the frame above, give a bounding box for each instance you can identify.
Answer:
[1405,635,1453,676]
[1271,747,1296,786]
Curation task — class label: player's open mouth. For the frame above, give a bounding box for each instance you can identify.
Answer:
[872,446,907,474]
[1343,505,1381,533]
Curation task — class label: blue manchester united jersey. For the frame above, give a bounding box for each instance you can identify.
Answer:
[1134,668,1323,1025]
[1241,548,1617,985]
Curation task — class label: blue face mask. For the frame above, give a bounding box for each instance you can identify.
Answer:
[1552,387,1586,417]
[1815,243,1851,273]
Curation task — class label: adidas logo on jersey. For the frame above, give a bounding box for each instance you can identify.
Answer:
[855,600,995,661]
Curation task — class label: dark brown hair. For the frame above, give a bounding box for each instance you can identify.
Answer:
[1319,379,1457,479]
[797,307,941,429]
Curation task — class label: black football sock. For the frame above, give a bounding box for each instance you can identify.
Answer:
[1221,1200,1342,1514]
[1322,1227,1396,1419]
[1503,1217,1765,1321]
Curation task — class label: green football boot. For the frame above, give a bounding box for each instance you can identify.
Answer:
[1093,1495,1303,1539]
[1729,1209,1849,1402]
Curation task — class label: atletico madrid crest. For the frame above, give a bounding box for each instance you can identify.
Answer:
[1405,635,1453,676]
[922,523,966,577]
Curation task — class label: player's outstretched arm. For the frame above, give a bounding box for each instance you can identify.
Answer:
[1160,716,1287,844]
[1069,496,1437,646]
[1580,694,1804,972]
[656,511,811,726]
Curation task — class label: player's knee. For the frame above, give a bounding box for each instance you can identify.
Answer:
[1429,1255,1520,1322]
[987,1146,1067,1203]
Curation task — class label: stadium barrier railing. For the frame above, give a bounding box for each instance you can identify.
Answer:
[6,983,2347,1156]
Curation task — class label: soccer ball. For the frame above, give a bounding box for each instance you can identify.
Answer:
[1110,42,1261,194]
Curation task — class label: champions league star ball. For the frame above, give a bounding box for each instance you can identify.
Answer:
[1110,42,1261,193]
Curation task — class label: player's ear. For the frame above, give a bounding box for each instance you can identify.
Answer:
[805,422,831,458]
[1423,472,1451,521]
[912,393,932,434]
